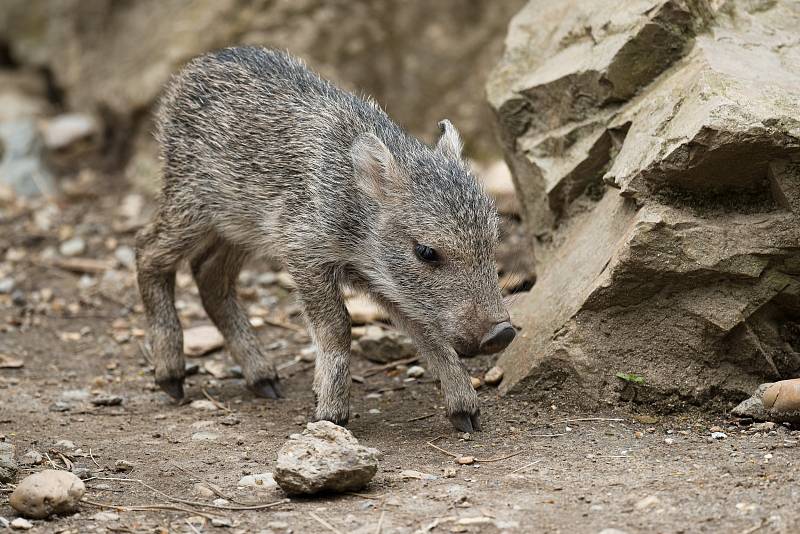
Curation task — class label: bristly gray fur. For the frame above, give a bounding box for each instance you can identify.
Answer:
[136,46,511,432]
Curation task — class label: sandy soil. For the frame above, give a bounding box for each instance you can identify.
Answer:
[1,188,798,534]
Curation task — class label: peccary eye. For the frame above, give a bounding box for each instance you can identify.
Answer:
[414,243,440,264]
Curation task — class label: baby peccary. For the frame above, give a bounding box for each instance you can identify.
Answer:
[136,47,515,432]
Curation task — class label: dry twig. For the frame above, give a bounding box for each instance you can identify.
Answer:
[406,413,435,423]
[375,510,386,534]
[363,355,420,378]
[201,388,231,412]
[511,460,542,473]
[89,448,101,469]
[309,512,343,534]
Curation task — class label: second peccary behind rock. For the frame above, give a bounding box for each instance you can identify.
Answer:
[136,47,515,432]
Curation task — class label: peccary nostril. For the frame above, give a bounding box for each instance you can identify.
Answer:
[479,321,516,354]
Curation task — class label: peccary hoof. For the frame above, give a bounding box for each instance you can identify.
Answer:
[249,377,283,399]
[157,377,185,401]
[449,411,482,433]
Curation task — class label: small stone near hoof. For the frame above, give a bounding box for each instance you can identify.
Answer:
[9,470,85,519]
[484,366,503,386]
[456,456,475,465]
[274,421,379,495]
[406,365,425,378]
[470,377,481,389]
[10,518,33,530]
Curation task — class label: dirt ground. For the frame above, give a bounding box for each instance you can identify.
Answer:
[1,185,799,534]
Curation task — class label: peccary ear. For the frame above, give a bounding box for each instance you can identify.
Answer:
[436,119,463,160]
[351,132,403,200]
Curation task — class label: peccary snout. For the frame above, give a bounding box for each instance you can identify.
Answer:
[480,321,516,354]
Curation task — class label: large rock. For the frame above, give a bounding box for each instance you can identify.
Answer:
[274,421,379,495]
[488,0,800,408]
[9,469,86,518]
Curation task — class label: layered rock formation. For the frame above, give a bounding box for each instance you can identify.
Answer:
[488,0,800,408]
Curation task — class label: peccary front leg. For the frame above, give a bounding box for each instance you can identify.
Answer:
[191,240,281,399]
[291,266,352,425]
[418,340,481,433]
[136,220,193,400]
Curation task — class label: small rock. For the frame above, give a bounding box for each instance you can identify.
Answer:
[90,511,119,521]
[351,325,416,364]
[470,377,482,389]
[193,483,216,498]
[41,113,97,150]
[406,365,425,378]
[0,277,14,294]
[189,400,218,411]
[634,415,660,425]
[664,438,675,445]
[212,498,229,506]
[456,456,475,465]
[220,415,241,426]
[10,518,33,530]
[751,422,777,432]
[59,237,86,257]
[90,395,124,407]
[114,246,136,270]
[0,354,24,368]
[634,495,660,510]
[20,451,43,466]
[443,467,457,478]
[483,366,504,386]
[238,472,277,488]
[113,460,134,472]
[274,421,380,495]
[762,379,800,423]
[9,470,85,518]
[0,442,17,483]
[211,517,234,528]
[711,432,727,440]
[191,431,220,442]
[183,325,225,357]
[400,469,437,480]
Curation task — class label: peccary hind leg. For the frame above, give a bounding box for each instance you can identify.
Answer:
[292,266,352,425]
[191,239,281,399]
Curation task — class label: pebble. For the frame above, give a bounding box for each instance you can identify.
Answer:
[113,460,134,472]
[189,400,218,411]
[220,415,241,426]
[634,495,660,510]
[193,483,216,498]
[456,456,475,465]
[238,473,277,488]
[212,498,229,506]
[443,467,458,478]
[58,237,86,257]
[183,325,225,357]
[406,365,425,378]
[0,442,17,483]
[20,451,43,466]
[483,366,504,386]
[191,431,220,441]
[10,518,33,530]
[90,395,124,407]
[53,439,76,450]
[9,470,85,518]
[664,438,675,445]
[711,432,727,440]
[211,517,234,527]
[0,277,14,294]
[42,113,97,149]
[274,421,380,495]
[470,377,482,389]
[91,511,119,521]
[114,246,136,270]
